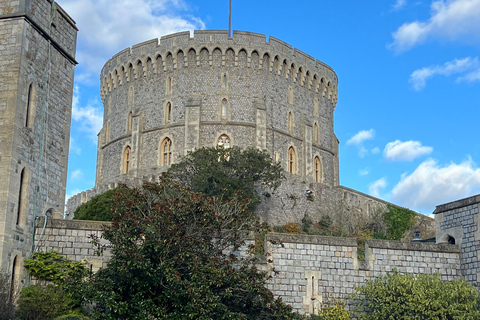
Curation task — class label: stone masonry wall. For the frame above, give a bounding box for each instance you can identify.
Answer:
[34,219,460,316]
[34,218,111,272]
[0,0,76,280]
[95,30,339,191]
[434,194,480,287]
[265,234,460,315]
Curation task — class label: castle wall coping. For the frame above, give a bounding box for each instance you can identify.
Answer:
[366,239,460,253]
[194,30,229,35]
[132,38,159,51]
[101,30,336,77]
[267,233,358,246]
[433,194,480,214]
[268,37,293,51]
[161,31,190,41]
[36,218,110,232]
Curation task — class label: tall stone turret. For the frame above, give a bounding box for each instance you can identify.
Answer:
[0,0,77,291]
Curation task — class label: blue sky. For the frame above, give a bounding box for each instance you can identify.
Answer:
[58,0,480,215]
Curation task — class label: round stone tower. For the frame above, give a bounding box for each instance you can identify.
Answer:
[96,30,339,191]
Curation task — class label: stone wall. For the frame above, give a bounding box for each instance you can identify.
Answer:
[34,219,460,315]
[434,194,480,287]
[34,218,111,272]
[265,234,460,314]
[96,30,339,193]
[0,0,76,281]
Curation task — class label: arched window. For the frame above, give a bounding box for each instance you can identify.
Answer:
[217,134,231,148]
[161,138,172,166]
[127,112,132,133]
[122,146,131,174]
[10,256,19,302]
[128,87,134,108]
[167,77,172,93]
[314,156,322,182]
[223,74,227,87]
[274,152,279,163]
[288,86,293,104]
[17,168,27,225]
[165,102,172,123]
[288,112,293,133]
[314,123,319,143]
[221,99,227,118]
[106,122,110,142]
[314,98,319,115]
[26,83,35,128]
[288,147,296,174]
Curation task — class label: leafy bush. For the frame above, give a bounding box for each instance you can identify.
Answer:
[22,252,89,319]
[17,284,73,320]
[53,315,91,320]
[283,222,301,234]
[24,251,88,285]
[352,271,480,319]
[317,300,351,319]
[0,271,16,319]
[84,178,300,319]
[383,205,416,240]
[73,188,127,221]
[167,146,285,210]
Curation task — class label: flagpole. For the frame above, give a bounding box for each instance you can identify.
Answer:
[228,0,232,37]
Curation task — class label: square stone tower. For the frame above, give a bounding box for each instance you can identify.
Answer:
[0,0,77,288]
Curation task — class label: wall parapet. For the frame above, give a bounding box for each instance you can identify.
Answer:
[267,233,357,246]
[433,194,480,214]
[366,239,460,253]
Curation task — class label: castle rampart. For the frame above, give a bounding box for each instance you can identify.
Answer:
[87,30,341,227]
[34,218,461,315]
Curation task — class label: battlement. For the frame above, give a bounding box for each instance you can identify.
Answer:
[102,30,334,74]
[100,30,338,104]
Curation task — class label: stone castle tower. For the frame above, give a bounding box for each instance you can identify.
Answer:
[0,0,77,287]
[68,30,390,226]
[95,31,340,190]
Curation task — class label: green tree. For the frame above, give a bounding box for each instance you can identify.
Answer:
[167,146,285,209]
[84,178,299,320]
[73,188,128,221]
[352,271,480,320]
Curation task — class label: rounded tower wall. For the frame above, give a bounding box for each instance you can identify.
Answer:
[96,30,338,188]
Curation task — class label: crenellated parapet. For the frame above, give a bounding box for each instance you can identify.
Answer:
[99,30,338,105]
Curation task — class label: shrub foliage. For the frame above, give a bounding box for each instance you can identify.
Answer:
[353,271,480,320]
[167,146,285,209]
[83,178,299,319]
[73,188,127,221]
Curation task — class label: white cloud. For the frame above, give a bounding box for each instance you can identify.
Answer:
[57,0,205,84]
[388,0,480,53]
[393,0,407,11]
[457,67,480,82]
[347,129,375,145]
[391,158,480,211]
[371,147,380,154]
[69,137,81,155]
[409,57,480,90]
[71,169,84,180]
[359,169,369,176]
[71,86,103,143]
[347,129,375,157]
[384,140,433,161]
[369,177,387,198]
